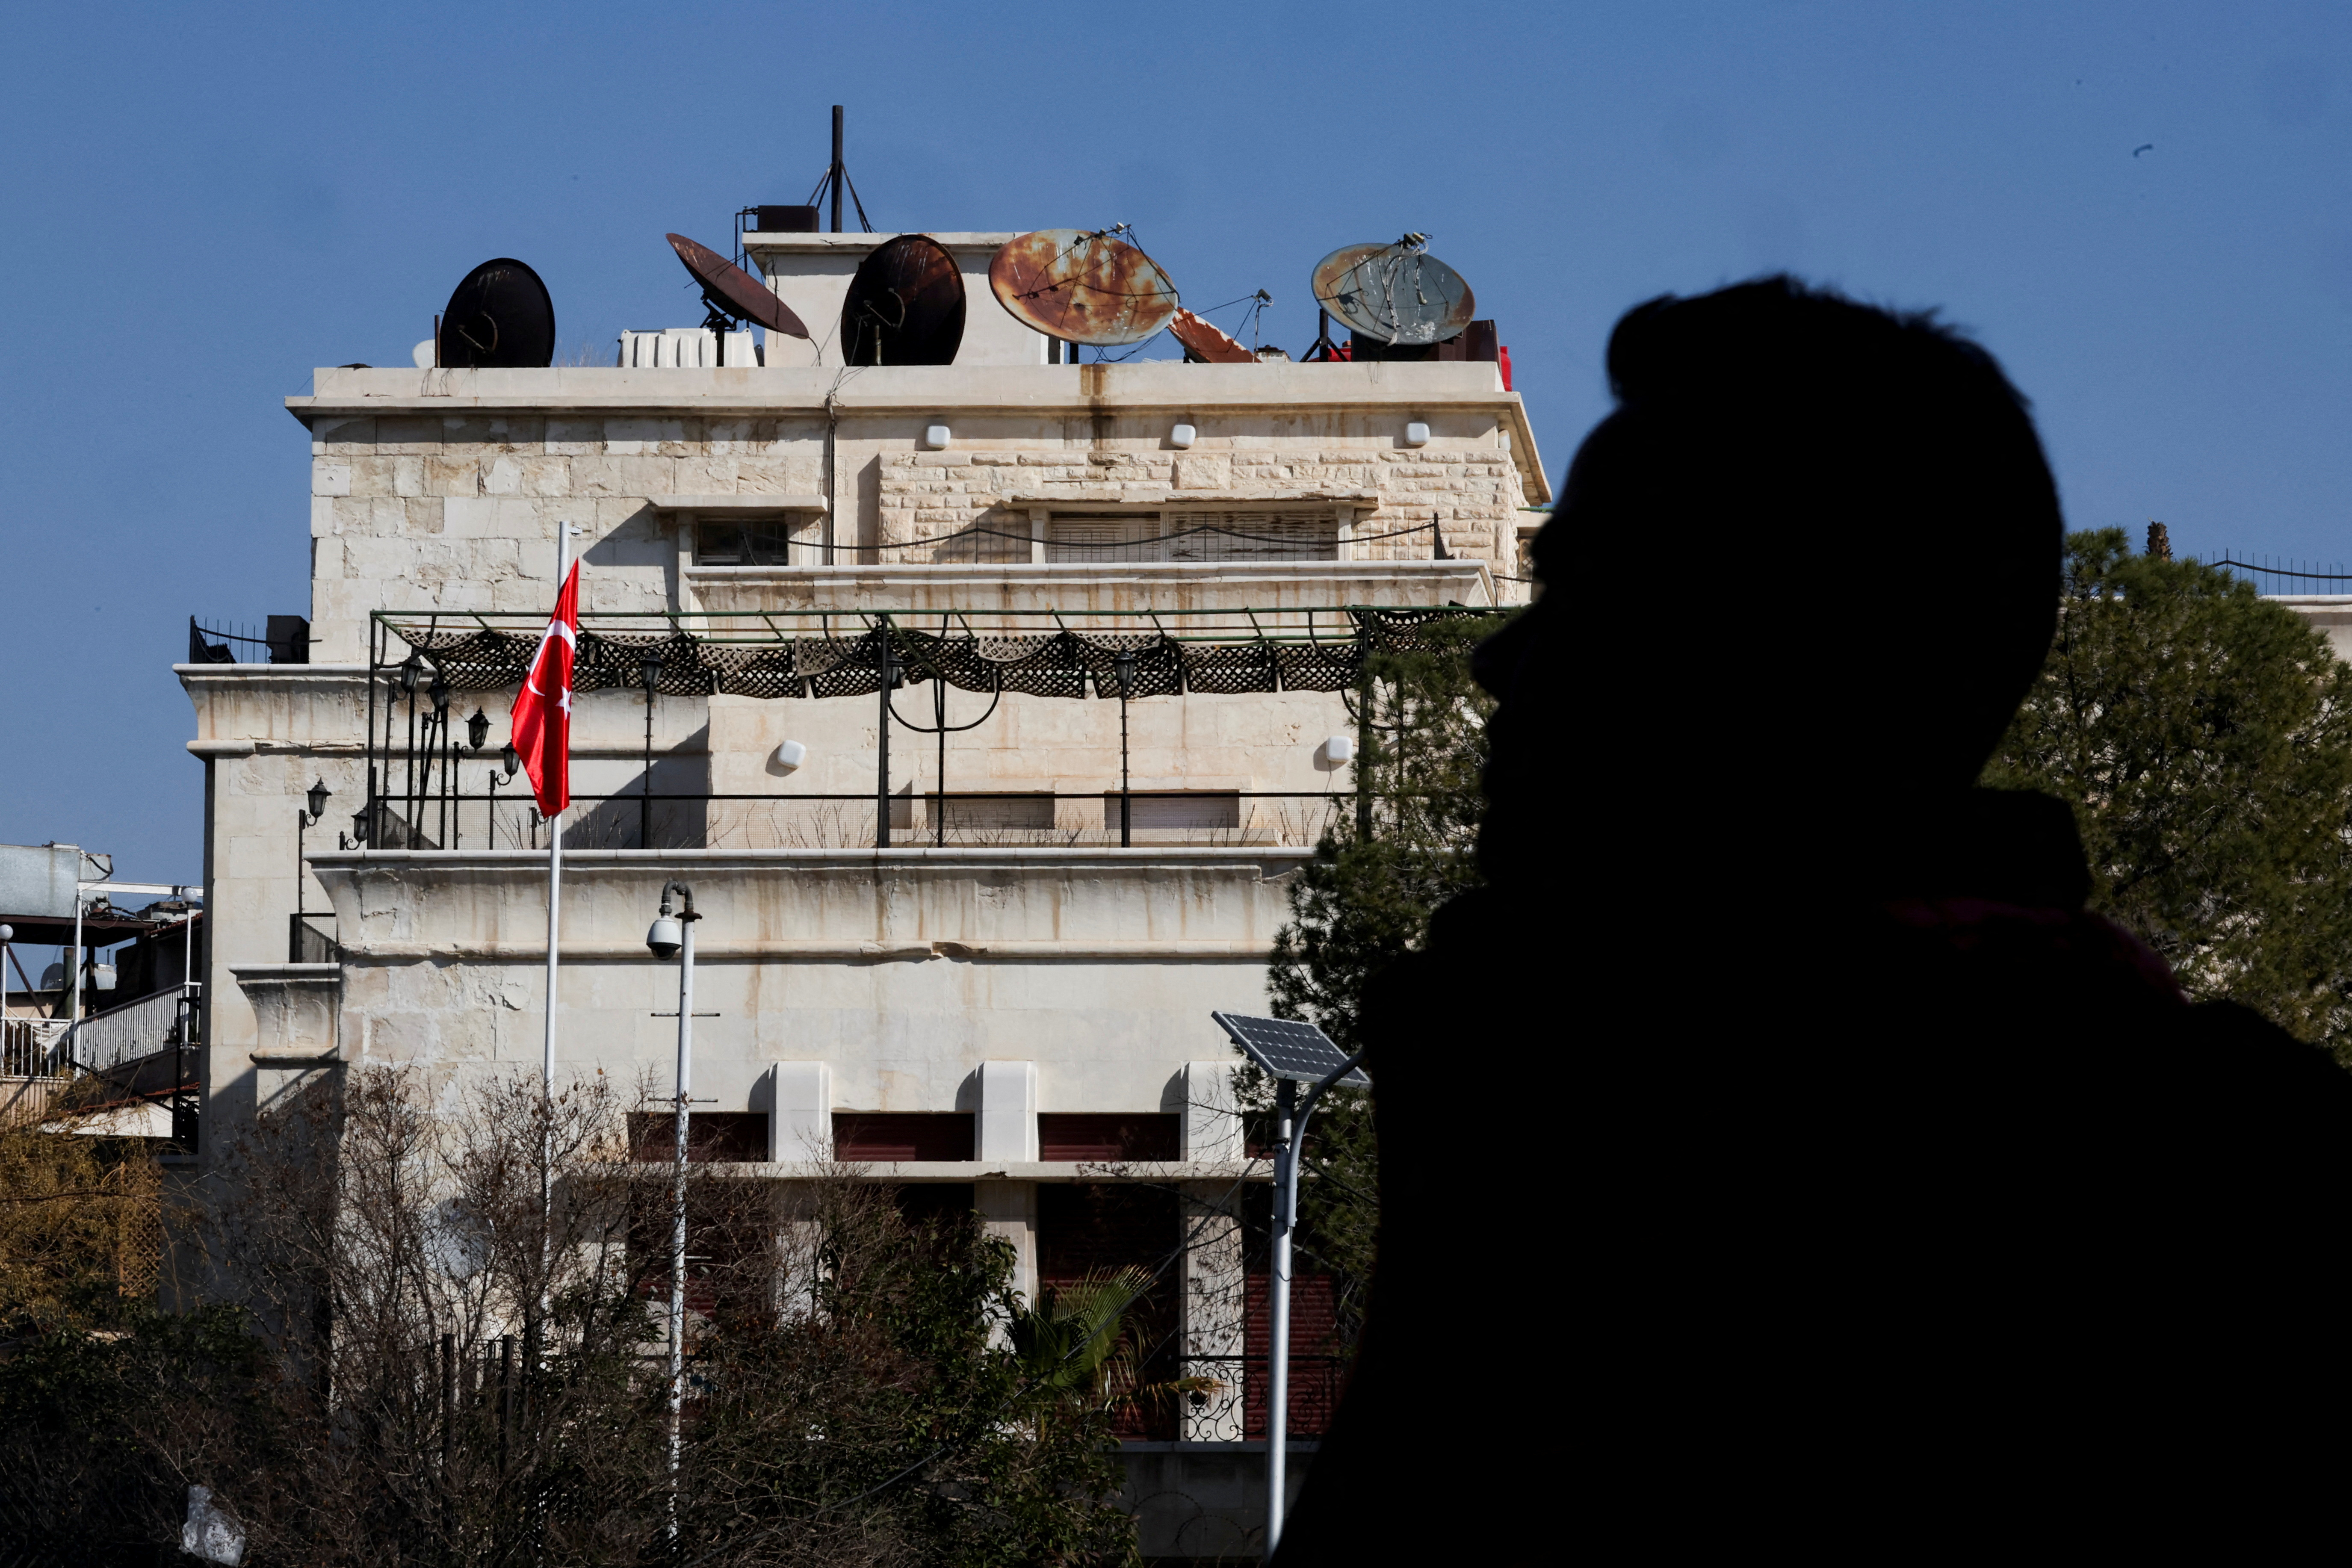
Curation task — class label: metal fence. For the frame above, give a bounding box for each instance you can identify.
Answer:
[2212,556,2352,596]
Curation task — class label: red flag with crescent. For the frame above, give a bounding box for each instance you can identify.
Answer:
[510,563,578,818]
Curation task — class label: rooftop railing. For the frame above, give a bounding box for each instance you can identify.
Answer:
[2212,557,2352,596]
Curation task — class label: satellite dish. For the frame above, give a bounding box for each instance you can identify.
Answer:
[840,234,965,366]
[1311,235,1476,347]
[665,233,810,340]
[989,228,1179,347]
[1167,307,1254,364]
[439,258,556,369]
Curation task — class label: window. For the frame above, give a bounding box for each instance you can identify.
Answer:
[1046,511,1337,563]
[695,516,818,566]
[1038,1113,1181,1162]
[1039,1183,1182,1439]
[832,1112,975,1162]
[938,793,1055,831]
[626,1111,769,1162]
[1100,792,1241,831]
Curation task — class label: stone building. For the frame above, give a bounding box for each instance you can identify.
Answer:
[180,229,1546,1556]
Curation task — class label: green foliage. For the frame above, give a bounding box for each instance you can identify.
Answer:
[1261,614,1506,1340]
[1983,528,2352,1055]
[0,1074,1142,1567]
[1009,1265,1150,1403]
[0,1303,282,1567]
[684,1196,1140,1568]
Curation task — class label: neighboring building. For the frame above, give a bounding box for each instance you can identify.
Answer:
[0,840,204,1147]
[180,225,1546,1556]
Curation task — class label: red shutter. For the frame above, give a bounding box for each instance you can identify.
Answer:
[831,1113,975,1161]
[1037,1113,1180,1162]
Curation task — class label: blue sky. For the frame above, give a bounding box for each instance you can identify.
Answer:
[3,0,2351,883]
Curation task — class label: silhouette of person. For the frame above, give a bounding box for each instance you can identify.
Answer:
[1274,277,2352,1562]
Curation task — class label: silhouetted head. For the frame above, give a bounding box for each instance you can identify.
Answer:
[1477,276,2062,886]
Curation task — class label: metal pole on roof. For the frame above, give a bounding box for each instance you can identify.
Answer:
[830,106,844,234]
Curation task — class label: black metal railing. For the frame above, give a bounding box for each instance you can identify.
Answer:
[349,603,1497,855]
[2212,557,2352,596]
[1176,1352,1347,1440]
[189,614,311,665]
[289,912,341,963]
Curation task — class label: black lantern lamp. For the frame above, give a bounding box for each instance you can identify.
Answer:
[305,778,332,824]
[428,672,451,714]
[467,708,490,750]
[501,743,520,780]
[348,807,372,847]
[399,653,423,694]
[640,647,665,695]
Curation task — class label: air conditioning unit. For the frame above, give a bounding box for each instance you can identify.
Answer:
[618,328,761,368]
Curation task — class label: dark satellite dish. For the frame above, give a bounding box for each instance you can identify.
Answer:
[439,258,556,369]
[665,233,810,340]
[840,234,965,366]
[989,227,1179,347]
[1311,235,1476,347]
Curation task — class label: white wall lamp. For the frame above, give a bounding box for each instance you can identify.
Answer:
[1321,733,1355,766]
[1404,421,1430,448]
[922,424,951,450]
[1170,422,1197,449]
[769,739,807,774]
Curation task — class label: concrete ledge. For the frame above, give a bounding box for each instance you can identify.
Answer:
[337,938,1282,963]
[649,494,827,514]
[310,845,1315,868]
[683,1160,1271,1183]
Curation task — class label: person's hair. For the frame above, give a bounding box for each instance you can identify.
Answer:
[1578,275,2061,789]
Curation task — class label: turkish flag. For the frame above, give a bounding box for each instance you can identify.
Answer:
[510,563,579,818]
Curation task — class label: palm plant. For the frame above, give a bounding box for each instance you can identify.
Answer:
[1008,1266,1220,1417]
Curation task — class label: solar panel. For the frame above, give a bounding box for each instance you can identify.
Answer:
[1210,1012,1371,1088]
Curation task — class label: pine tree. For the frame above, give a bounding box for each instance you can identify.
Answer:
[1263,614,1505,1327]
[1983,529,2352,1057]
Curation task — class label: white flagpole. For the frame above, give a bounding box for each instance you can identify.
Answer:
[539,521,576,1330]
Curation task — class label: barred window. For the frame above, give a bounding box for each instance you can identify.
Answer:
[1045,511,1337,563]
[695,516,819,566]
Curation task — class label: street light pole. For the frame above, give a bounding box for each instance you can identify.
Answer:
[1264,1049,1363,1557]
[645,882,700,1542]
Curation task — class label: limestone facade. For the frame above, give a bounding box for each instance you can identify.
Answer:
[184,343,1549,1538]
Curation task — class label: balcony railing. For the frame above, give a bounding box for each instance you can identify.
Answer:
[349,602,1498,854]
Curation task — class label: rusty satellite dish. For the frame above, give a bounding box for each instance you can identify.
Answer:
[666,233,810,340]
[840,234,965,365]
[989,228,1179,347]
[1311,236,1475,347]
[1167,306,1254,364]
[439,258,556,369]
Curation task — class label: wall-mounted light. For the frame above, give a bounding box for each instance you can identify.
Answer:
[1404,422,1430,448]
[1323,734,1355,765]
[922,424,951,450]
[1171,423,1197,449]
[467,708,490,750]
[771,740,807,773]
